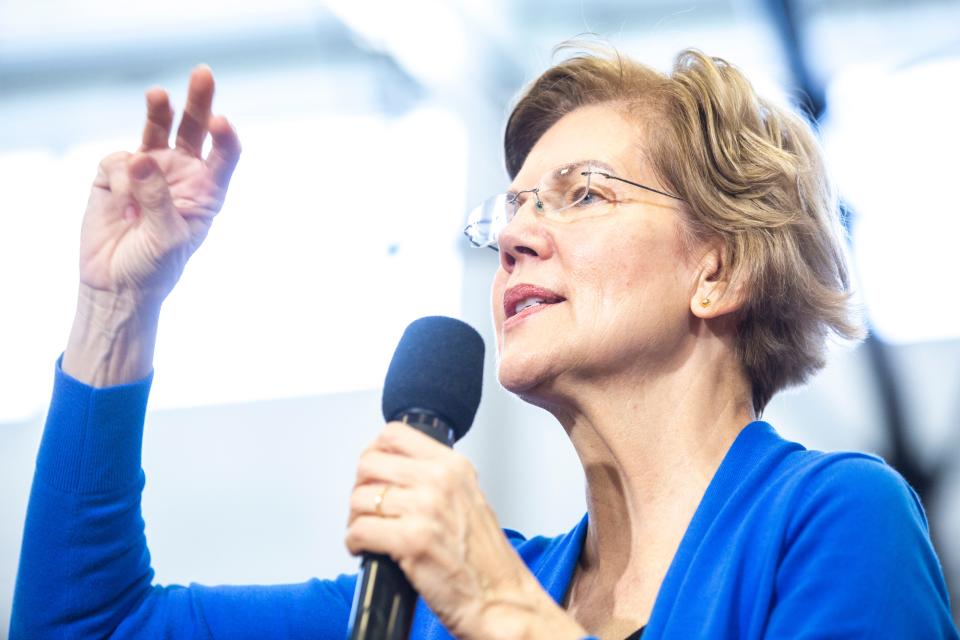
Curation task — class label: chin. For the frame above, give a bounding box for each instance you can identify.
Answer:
[496,347,568,411]
[499,371,572,420]
[497,345,546,391]
[497,354,535,393]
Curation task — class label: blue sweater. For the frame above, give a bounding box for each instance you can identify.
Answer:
[10,361,959,639]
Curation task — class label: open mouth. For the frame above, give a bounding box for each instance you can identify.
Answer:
[504,284,566,320]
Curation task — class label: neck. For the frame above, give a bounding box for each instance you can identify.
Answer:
[536,333,755,582]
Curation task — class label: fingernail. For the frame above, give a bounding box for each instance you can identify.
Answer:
[132,158,155,180]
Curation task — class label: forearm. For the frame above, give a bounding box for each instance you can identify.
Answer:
[63,284,161,387]
[11,361,155,638]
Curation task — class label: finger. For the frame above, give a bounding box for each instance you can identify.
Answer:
[345,514,434,562]
[375,421,452,459]
[346,514,399,557]
[206,114,241,188]
[94,151,133,189]
[175,65,214,157]
[348,484,410,524]
[127,153,176,227]
[141,88,174,150]
[355,450,422,487]
[97,153,136,220]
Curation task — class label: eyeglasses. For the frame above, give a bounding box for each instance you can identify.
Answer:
[463,160,684,251]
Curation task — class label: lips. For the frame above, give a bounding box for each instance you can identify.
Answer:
[503,284,566,320]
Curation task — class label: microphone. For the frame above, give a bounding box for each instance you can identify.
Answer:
[347,316,485,640]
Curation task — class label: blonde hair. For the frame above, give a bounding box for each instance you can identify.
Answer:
[504,44,863,413]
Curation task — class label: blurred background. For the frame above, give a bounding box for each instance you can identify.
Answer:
[1,0,959,632]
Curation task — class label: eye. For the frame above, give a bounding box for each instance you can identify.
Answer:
[572,187,607,207]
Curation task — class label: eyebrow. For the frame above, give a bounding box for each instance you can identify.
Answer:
[506,159,621,196]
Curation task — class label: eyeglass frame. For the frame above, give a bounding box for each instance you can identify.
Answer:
[463,164,685,251]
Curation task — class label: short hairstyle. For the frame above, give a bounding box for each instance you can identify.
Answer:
[503,44,863,413]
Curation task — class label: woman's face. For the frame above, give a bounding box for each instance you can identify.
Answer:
[492,103,701,402]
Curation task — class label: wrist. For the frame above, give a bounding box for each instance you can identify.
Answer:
[472,579,587,640]
[62,284,162,387]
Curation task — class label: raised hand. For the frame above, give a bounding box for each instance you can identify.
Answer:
[63,66,240,387]
[78,65,240,304]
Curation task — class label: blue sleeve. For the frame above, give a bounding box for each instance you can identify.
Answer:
[765,455,959,639]
[10,360,356,639]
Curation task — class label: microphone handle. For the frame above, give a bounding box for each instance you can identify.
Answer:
[347,410,455,640]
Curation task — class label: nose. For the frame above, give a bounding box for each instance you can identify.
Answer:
[497,197,554,273]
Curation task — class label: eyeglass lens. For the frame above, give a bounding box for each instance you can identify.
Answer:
[465,162,600,248]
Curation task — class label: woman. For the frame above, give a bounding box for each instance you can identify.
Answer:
[11,48,958,639]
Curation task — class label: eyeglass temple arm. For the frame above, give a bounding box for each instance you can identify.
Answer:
[591,172,685,201]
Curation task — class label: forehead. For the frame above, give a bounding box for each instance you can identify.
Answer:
[511,103,648,188]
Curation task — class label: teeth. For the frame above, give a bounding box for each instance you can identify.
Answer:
[515,297,545,314]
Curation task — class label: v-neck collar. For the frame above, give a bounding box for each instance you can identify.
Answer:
[528,421,785,633]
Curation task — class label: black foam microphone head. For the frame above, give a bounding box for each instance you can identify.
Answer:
[382,316,485,442]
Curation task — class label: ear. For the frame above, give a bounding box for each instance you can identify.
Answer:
[690,244,747,320]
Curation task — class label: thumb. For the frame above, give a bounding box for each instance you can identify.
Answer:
[127,154,175,224]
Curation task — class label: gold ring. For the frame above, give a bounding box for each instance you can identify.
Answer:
[374,485,389,517]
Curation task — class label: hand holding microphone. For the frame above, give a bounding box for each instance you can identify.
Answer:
[345,317,570,639]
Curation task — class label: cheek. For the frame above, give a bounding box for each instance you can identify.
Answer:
[490,268,508,332]
[491,269,507,315]
[572,221,690,324]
